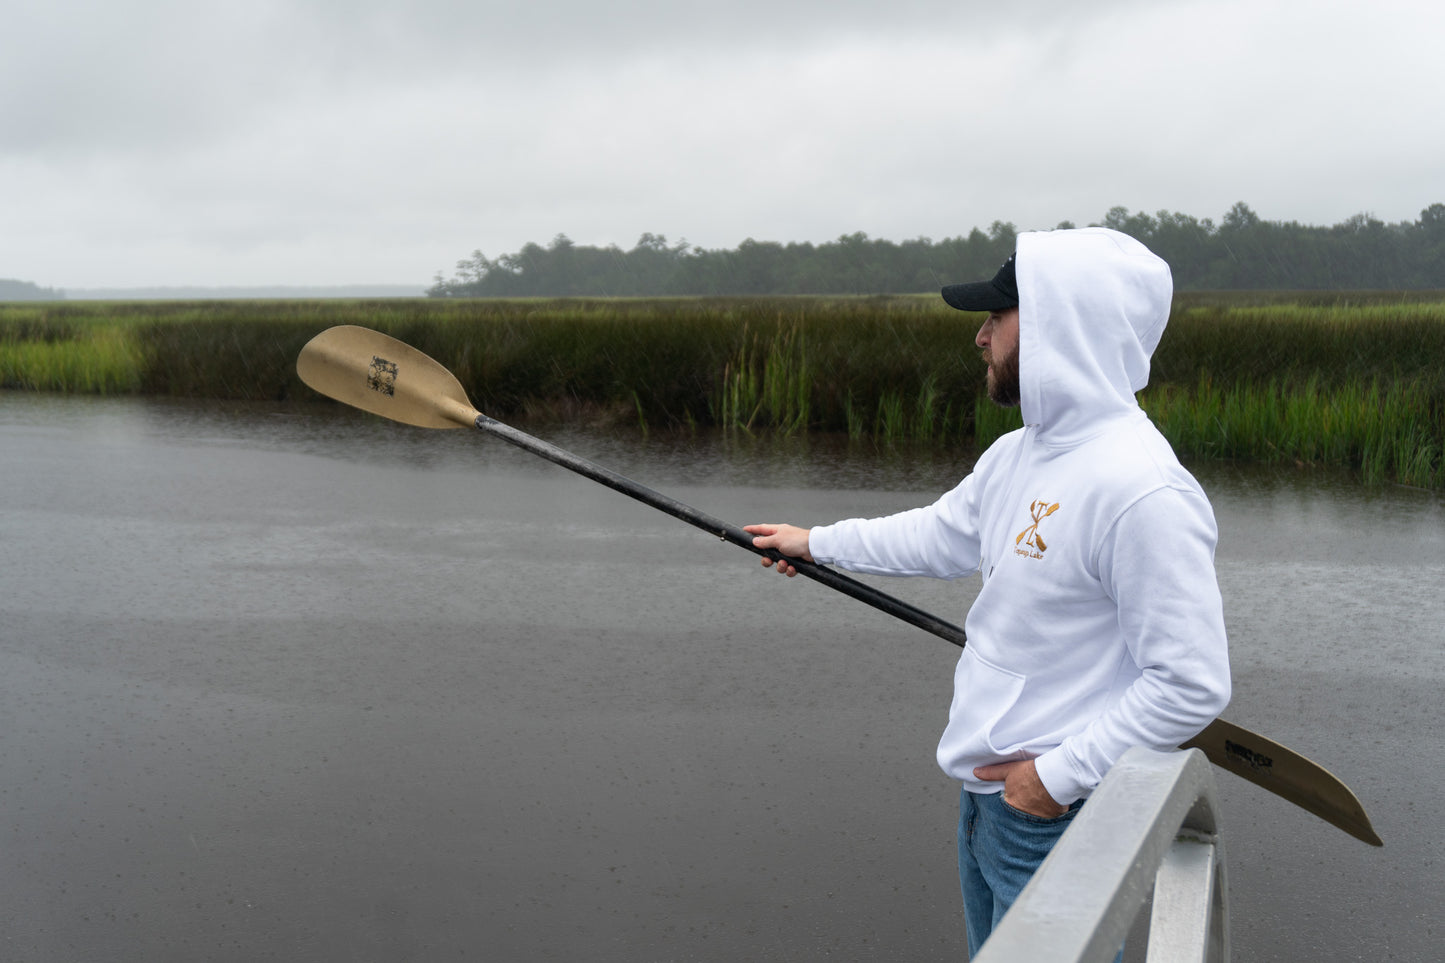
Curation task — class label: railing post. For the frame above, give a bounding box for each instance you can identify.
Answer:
[1146,830,1228,963]
[972,746,1228,963]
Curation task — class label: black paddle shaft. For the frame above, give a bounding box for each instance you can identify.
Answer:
[474,414,969,648]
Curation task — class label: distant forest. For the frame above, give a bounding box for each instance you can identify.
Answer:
[0,279,63,301]
[429,202,1445,298]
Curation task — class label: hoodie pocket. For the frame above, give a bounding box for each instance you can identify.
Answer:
[952,648,1028,756]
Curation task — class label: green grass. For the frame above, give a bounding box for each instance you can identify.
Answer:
[1142,375,1442,488]
[0,323,143,393]
[3,293,1443,486]
[712,321,813,433]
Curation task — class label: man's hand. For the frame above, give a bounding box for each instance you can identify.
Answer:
[744,523,813,577]
[973,758,1068,818]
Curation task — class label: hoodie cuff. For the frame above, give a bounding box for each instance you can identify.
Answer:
[807,523,838,564]
[1033,748,1087,806]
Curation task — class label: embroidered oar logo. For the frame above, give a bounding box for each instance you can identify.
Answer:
[1015,500,1060,554]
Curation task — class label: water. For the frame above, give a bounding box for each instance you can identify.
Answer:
[2,393,1441,961]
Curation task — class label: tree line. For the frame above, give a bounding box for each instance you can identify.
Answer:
[428,202,1445,298]
[0,279,64,301]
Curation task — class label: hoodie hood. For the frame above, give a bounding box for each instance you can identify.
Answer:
[1015,228,1173,446]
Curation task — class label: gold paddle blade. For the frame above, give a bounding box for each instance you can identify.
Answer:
[296,325,480,429]
[1186,717,1382,846]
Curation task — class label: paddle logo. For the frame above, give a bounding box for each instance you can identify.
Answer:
[368,355,399,397]
[1015,500,1060,559]
[1224,739,1274,772]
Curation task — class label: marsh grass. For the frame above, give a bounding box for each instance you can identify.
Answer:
[713,322,812,433]
[974,395,1026,448]
[0,322,143,393]
[3,294,1443,486]
[1142,375,1442,488]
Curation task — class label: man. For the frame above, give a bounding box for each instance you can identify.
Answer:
[745,228,1231,956]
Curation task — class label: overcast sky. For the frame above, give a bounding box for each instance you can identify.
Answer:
[3,0,1441,289]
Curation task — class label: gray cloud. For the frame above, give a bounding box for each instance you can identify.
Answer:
[2,0,1156,153]
[2,0,1441,287]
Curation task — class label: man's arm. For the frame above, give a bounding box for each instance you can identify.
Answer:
[750,472,986,582]
[1032,485,1232,805]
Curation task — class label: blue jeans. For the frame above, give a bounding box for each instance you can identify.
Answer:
[957,788,1085,958]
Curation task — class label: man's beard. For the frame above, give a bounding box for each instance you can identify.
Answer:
[985,345,1021,407]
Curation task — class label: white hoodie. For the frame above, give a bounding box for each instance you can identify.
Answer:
[808,228,1231,805]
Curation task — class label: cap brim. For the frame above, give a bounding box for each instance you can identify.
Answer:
[941,281,1017,312]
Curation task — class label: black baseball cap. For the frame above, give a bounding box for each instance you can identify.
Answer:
[941,255,1018,311]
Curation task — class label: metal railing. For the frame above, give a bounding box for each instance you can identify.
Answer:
[973,746,1229,963]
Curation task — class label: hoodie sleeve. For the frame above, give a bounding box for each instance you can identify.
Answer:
[1033,484,1232,804]
[809,473,985,579]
